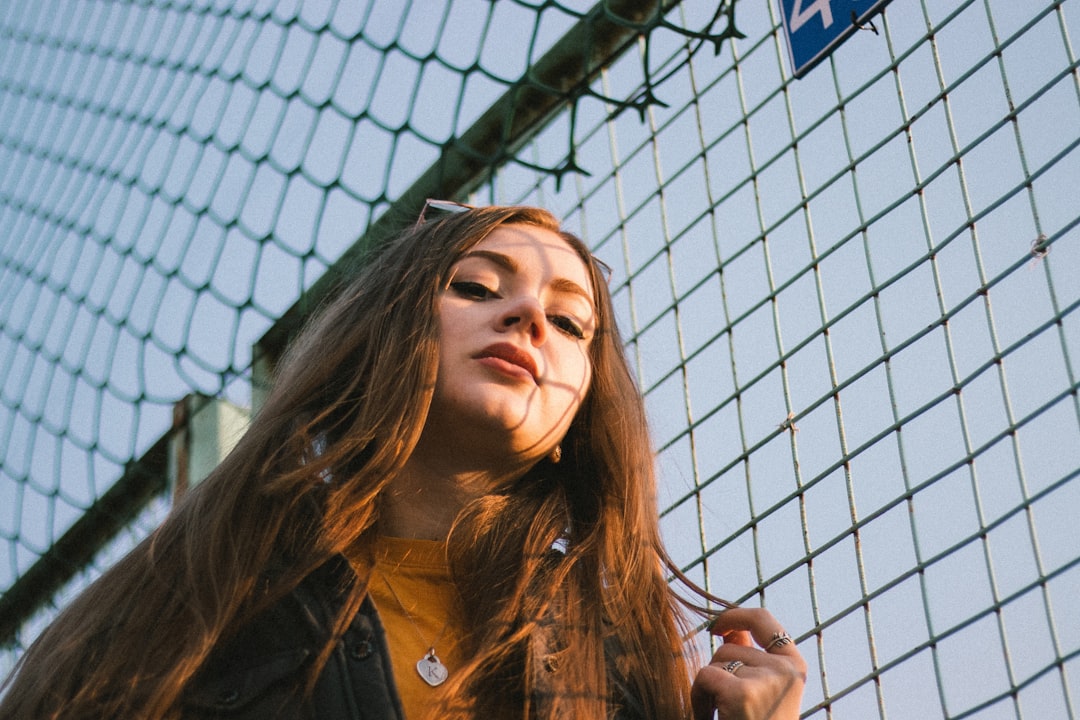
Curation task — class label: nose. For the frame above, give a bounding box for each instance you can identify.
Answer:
[499,295,547,345]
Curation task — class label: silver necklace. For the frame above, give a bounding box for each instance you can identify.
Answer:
[377,570,450,687]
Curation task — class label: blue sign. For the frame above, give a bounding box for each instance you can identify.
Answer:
[779,0,895,77]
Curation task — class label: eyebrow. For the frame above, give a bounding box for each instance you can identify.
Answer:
[460,249,594,304]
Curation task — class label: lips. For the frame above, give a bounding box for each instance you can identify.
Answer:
[474,343,539,382]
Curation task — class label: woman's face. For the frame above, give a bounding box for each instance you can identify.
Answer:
[423,223,596,462]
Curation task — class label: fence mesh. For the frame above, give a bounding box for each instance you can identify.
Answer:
[2,1,1079,717]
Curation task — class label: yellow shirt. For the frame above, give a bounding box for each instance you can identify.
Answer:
[367,536,464,720]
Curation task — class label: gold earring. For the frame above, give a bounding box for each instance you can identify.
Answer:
[548,445,562,464]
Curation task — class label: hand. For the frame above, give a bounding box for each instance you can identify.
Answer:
[690,607,807,720]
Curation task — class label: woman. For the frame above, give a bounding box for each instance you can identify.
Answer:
[0,204,805,719]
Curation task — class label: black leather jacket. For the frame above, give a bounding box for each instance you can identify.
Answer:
[182,557,405,719]
[180,557,645,719]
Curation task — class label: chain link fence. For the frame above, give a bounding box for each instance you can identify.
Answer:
[2,1,1078,717]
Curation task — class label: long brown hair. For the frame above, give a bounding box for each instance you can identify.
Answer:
[0,206,726,720]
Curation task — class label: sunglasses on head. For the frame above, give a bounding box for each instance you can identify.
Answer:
[414,198,613,284]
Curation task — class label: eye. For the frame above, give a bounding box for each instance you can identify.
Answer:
[449,281,496,300]
[548,314,585,339]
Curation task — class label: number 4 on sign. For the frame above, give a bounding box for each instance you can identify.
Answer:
[789,0,834,31]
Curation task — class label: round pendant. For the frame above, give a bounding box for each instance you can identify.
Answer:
[417,652,449,687]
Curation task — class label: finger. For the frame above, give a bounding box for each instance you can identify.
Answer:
[690,662,741,720]
[706,642,799,674]
[709,607,797,653]
[704,630,758,665]
[698,647,810,718]
[715,628,753,647]
[710,657,771,681]
[692,653,806,720]
[708,608,807,682]
[761,629,798,656]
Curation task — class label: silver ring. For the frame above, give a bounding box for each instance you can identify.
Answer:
[723,660,745,675]
[765,631,793,651]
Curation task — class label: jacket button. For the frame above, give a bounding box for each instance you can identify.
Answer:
[350,640,374,660]
[216,689,240,706]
